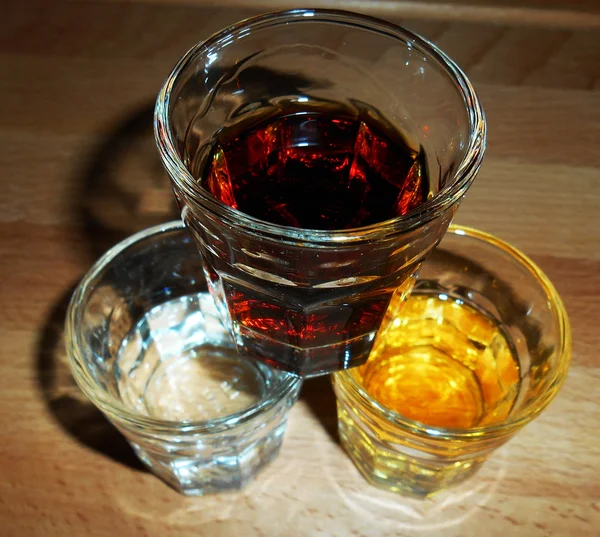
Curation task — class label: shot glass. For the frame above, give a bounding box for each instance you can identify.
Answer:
[66,221,302,495]
[154,9,486,377]
[332,225,571,497]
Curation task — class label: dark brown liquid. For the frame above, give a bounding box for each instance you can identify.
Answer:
[202,109,430,230]
[192,108,433,376]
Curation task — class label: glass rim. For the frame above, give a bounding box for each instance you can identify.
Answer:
[154,8,487,243]
[65,220,302,434]
[334,225,572,440]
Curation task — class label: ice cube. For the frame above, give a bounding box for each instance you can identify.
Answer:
[224,121,281,180]
[395,159,427,216]
[205,145,237,209]
[350,121,416,188]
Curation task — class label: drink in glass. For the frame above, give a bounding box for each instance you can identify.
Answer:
[155,9,486,377]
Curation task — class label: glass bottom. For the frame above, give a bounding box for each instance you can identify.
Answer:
[129,426,286,496]
[336,401,487,498]
[114,293,270,420]
[108,292,298,495]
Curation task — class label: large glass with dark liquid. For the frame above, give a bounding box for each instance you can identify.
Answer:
[155,9,486,377]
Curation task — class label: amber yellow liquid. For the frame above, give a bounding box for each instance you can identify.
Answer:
[355,293,521,429]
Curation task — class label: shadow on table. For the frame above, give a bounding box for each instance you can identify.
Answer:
[34,101,178,470]
[300,375,340,444]
[75,66,321,262]
[36,285,146,472]
[76,101,177,263]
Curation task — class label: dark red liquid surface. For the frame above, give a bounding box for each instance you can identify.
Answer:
[203,111,430,230]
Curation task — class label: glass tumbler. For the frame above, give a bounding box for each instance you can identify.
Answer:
[333,226,571,497]
[154,9,486,377]
[66,221,302,495]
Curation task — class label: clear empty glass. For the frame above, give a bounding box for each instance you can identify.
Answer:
[66,221,302,495]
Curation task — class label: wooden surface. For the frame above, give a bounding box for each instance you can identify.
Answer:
[1,1,599,536]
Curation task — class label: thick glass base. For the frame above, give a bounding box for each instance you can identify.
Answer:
[336,401,487,498]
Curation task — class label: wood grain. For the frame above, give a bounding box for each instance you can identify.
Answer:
[71,0,600,28]
[1,1,599,536]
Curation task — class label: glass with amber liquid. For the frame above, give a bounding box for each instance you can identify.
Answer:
[359,293,520,430]
[333,226,571,497]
